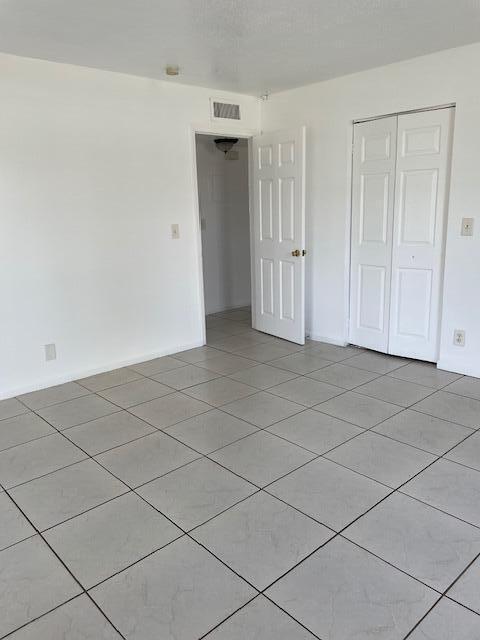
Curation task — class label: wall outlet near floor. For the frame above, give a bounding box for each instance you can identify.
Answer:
[171,223,180,239]
[44,343,57,361]
[453,330,466,347]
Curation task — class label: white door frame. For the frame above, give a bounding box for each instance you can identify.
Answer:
[347,103,455,361]
[190,125,257,345]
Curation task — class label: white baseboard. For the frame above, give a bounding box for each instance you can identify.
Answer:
[436,358,480,378]
[1,340,204,401]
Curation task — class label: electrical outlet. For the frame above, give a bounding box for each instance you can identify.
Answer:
[44,343,57,361]
[453,330,466,347]
[171,224,180,239]
[461,218,474,236]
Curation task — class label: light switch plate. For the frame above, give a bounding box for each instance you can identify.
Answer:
[171,224,180,239]
[44,343,57,361]
[461,217,474,236]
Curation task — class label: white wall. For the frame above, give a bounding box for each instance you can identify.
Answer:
[0,53,260,399]
[196,136,251,315]
[262,42,480,377]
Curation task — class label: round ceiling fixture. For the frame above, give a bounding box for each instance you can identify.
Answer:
[214,138,239,155]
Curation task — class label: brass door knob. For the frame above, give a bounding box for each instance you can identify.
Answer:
[291,249,301,257]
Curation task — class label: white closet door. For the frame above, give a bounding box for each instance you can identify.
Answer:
[388,108,453,361]
[349,117,397,352]
[252,127,306,344]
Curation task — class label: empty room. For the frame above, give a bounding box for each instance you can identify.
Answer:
[2,1,480,639]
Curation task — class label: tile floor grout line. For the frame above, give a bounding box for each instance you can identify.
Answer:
[27,380,442,633]
[401,593,444,640]
[4,335,479,638]
[257,418,480,598]
[0,489,128,640]
[0,594,89,640]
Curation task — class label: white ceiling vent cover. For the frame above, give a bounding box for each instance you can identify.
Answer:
[211,100,241,121]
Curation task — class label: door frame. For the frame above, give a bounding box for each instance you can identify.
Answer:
[347,103,456,360]
[190,125,257,345]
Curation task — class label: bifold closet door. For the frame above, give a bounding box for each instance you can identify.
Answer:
[350,108,453,361]
[349,116,397,352]
[388,108,454,361]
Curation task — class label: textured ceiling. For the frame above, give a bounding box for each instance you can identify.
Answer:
[1,0,480,95]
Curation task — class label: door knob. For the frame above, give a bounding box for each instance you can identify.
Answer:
[291,249,301,257]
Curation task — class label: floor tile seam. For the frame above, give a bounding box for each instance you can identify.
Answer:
[337,531,479,596]
[0,594,90,640]
[0,489,129,640]
[142,369,225,390]
[395,489,480,532]
[207,335,281,352]
[406,404,480,429]
[352,383,441,409]
[0,531,37,555]
[441,548,480,600]
[75,372,160,394]
[443,593,480,617]
[37,433,264,596]
[3,455,92,492]
[0,409,31,423]
[321,422,480,530]
[6,356,476,632]
[225,372,303,392]
[433,387,480,402]
[180,384,262,406]
[13,389,94,413]
[81,470,265,597]
[372,420,480,459]
[385,370,464,389]
[0,429,63,455]
[401,593,444,640]
[196,594,267,640]
[397,406,477,431]
[303,369,384,391]
[336,357,414,375]
[256,473,477,606]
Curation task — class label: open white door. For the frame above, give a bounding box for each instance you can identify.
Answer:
[252,127,306,344]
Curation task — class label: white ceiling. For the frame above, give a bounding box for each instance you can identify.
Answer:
[1,0,480,95]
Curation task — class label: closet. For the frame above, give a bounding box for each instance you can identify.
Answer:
[349,107,454,362]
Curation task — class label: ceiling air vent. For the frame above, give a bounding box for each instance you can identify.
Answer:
[211,100,241,121]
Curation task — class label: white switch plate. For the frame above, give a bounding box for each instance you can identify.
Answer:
[44,343,57,361]
[453,330,466,347]
[461,217,474,236]
[171,224,180,239]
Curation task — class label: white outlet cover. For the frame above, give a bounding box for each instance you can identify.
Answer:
[461,217,474,236]
[453,330,466,347]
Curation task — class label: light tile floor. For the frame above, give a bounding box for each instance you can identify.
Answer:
[1,306,480,639]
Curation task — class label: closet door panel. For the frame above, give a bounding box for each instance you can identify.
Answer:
[349,117,397,351]
[388,108,454,361]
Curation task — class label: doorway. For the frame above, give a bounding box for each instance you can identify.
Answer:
[195,134,253,336]
[194,126,307,346]
[349,106,455,362]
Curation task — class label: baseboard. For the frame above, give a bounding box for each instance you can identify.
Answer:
[308,333,349,347]
[0,340,205,401]
[436,358,480,378]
